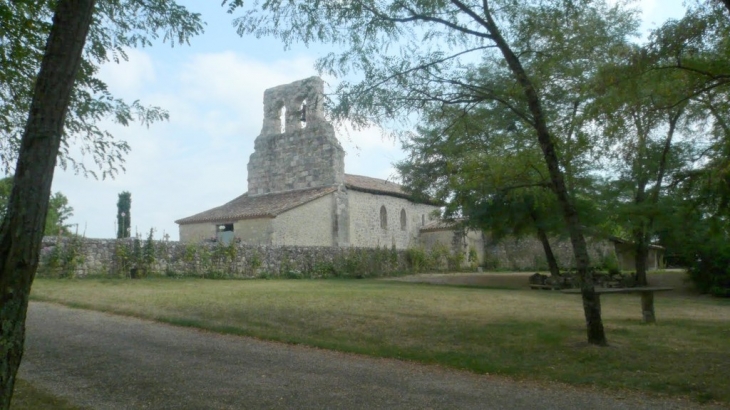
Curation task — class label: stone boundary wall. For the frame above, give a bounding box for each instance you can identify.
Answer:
[485,236,617,271]
[38,234,621,279]
[38,237,411,279]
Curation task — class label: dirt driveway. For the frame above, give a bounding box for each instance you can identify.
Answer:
[19,302,720,410]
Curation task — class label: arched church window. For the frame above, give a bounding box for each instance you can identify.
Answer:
[400,209,407,230]
[299,99,307,129]
[421,214,425,226]
[380,205,387,229]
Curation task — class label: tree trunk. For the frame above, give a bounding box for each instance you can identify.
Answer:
[536,228,560,277]
[0,1,96,408]
[481,6,606,345]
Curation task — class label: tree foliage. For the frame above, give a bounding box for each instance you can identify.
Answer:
[45,192,75,236]
[396,103,565,275]
[0,0,204,178]
[584,43,703,284]
[0,177,74,236]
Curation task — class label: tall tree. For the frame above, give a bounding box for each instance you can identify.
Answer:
[590,50,696,285]
[228,0,640,344]
[116,191,131,238]
[397,105,565,276]
[0,2,96,407]
[655,85,730,295]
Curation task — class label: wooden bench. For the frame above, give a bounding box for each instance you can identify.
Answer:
[561,287,674,323]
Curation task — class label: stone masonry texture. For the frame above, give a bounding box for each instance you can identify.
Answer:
[247,77,345,195]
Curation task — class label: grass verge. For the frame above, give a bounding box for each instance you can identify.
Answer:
[30,277,730,405]
[11,379,83,410]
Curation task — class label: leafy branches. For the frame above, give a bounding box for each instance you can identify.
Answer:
[0,0,204,178]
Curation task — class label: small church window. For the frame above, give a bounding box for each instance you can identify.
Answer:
[279,105,287,134]
[421,214,425,226]
[380,205,387,229]
[400,209,406,230]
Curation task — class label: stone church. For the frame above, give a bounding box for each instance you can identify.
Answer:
[175,77,458,251]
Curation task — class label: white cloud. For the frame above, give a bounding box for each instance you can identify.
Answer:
[341,126,403,181]
[97,48,156,98]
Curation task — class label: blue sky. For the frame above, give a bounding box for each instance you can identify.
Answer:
[49,0,687,240]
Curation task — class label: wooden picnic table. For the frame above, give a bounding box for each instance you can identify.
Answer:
[561,287,674,323]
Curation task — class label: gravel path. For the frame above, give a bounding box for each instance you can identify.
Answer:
[19,302,721,410]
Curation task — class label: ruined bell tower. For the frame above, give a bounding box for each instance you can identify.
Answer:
[247,77,345,196]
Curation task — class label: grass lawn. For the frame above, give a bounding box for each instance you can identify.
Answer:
[30,277,730,404]
[11,379,83,410]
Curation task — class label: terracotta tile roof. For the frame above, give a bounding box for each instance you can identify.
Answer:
[175,186,337,225]
[177,174,436,225]
[344,174,409,198]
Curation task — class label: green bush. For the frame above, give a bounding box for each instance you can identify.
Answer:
[285,269,304,279]
[687,240,730,297]
[405,247,428,272]
[446,251,465,271]
[596,251,620,274]
[38,236,84,278]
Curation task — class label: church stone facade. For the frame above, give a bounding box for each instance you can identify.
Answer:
[175,77,442,249]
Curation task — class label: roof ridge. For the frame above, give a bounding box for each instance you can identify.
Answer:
[175,186,337,225]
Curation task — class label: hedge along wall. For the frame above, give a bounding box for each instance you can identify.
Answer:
[37,236,426,279]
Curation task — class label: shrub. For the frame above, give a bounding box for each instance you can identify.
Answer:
[247,250,263,276]
[405,247,428,272]
[446,251,465,271]
[687,240,730,297]
[38,236,84,278]
[596,251,620,274]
